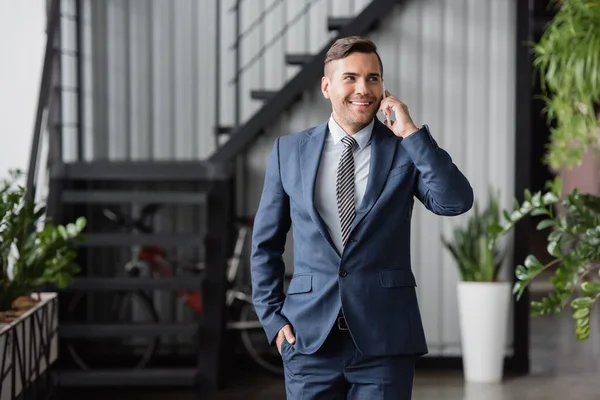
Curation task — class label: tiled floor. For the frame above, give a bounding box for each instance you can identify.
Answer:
[57,307,600,399]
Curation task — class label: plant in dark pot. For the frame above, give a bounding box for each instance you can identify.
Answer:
[489,0,600,341]
[442,189,510,383]
[0,170,86,323]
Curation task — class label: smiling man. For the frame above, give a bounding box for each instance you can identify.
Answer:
[251,36,473,399]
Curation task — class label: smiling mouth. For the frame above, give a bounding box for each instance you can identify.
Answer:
[349,101,372,106]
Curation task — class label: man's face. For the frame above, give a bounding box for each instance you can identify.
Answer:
[321,52,383,134]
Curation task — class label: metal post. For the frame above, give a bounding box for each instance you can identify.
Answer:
[75,0,84,161]
[234,0,241,129]
[195,179,233,393]
[511,0,532,375]
[215,0,221,149]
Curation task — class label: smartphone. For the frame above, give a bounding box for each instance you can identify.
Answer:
[382,82,391,126]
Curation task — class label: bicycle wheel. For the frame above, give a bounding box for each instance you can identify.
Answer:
[66,291,160,370]
[238,301,283,376]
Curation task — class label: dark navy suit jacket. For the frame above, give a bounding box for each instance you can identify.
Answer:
[251,118,473,356]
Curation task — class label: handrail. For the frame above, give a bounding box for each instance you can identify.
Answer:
[229,0,285,51]
[25,0,61,203]
[228,0,324,85]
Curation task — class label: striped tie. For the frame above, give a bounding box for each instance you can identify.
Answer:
[337,135,357,246]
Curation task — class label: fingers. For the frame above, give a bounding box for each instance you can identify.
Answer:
[276,324,295,355]
[380,96,408,119]
[379,98,392,116]
[282,324,296,344]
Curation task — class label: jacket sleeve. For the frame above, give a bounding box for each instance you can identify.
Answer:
[401,125,474,216]
[250,137,292,345]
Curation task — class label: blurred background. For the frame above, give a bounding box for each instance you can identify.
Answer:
[1,0,599,399]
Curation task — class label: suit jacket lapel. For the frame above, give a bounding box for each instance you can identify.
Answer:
[299,122,337,252]
[351,118,397,232]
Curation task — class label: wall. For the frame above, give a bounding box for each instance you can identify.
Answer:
[70,0,373,161]
[0,0,47,180]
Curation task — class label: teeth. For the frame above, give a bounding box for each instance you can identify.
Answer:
[351,102,369,105]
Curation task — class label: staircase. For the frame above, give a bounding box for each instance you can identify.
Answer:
[51,161,235,389]
[211,0,398,163]
[26,0,400,392]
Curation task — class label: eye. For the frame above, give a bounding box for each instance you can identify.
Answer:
[369,77,380,82]
[344,76,355,81]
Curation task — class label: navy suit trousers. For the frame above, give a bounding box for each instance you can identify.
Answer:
[281,325,415,399]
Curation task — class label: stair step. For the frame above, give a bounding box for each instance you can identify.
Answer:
[54,276,205,291]
[56,161,232,181]
[60,323,198,338]
[216,125,235,135]
[81,233,204,247]
[285,53,315,66]
[62,190,207,205]
[57,368,197,387]
[251,90,277,101]
[328,17,354,31]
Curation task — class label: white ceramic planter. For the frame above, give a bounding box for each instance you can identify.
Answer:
[457,281,511,383]
[0,293,58,400]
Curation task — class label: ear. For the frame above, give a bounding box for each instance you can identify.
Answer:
[321,76,330,99]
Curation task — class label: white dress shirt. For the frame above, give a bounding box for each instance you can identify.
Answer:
[314,115,374,255]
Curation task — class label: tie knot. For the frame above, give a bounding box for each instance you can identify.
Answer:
[341,135,357,149]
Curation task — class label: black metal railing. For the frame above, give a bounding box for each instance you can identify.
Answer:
[215,0,326,141]
[25,0,62,205]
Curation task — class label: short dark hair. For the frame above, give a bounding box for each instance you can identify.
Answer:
[324,36,383,76]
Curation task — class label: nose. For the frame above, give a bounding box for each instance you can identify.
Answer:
[355,78,369,96]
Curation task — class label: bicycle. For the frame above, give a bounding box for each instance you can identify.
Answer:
[65,203,283,375]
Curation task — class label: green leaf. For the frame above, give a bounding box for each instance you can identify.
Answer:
[57,225,68,240]
[547,241,561,257]
[536,219,556,230]
[510,210,524,221]
[572,308,590,319]
[488,223,503,236]
[546,177,562,196]
[524,255,543,269]
[531,208,549,216]
[571,297,594,309]
[581,281,600,295]
[531,192,542,207]
[543,192,559,205]
[503,210,512,222]
[548,230,563,242]
[515,265,528,280]
[75,217,87,231]
[576,324,591,341]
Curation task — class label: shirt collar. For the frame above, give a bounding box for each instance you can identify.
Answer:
[327,114,374,150]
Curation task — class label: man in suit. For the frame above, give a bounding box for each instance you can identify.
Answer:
[251,36,473,399]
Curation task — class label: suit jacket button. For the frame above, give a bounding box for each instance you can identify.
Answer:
[339,269,348,277]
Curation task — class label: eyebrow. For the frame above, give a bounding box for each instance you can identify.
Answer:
[342,72,381,78]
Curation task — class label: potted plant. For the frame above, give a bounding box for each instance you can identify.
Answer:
[442,189,510,383]
[0,170,86,323]
[489,0,600,341]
